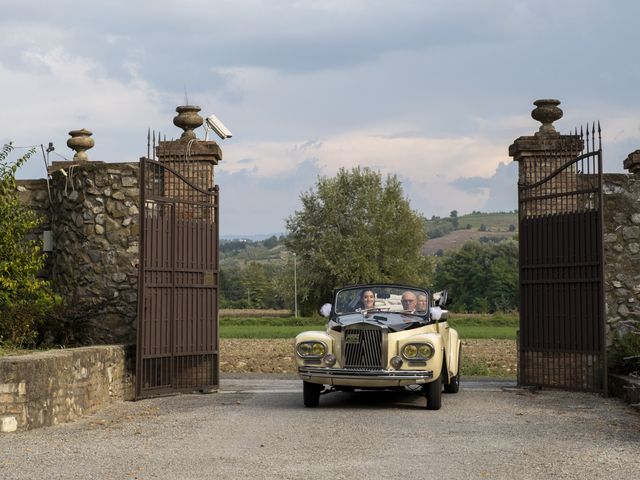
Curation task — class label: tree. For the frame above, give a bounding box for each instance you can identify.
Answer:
[286,167,431,312]
[433,240,518,313]
[0,143,56,346]
[449,210,459,229]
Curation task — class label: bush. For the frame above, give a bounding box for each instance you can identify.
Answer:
[0,143,57,347]
[610,320,640,375]
[39,296,114,347]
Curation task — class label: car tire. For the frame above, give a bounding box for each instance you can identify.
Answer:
[444,347,461,394]
[423,374,442,410]
[303,381,322,408]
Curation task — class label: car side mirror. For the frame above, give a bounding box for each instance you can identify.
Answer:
[320,303,332,318]
[434,290,448,307]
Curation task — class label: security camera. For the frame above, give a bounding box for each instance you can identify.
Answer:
[204,113,233,140]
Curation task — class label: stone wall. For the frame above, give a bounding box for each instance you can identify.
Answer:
[16,161,140,343]
[602,173,640,346]
[0,345,135,433]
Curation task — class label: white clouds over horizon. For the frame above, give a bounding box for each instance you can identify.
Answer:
[2,1,640,235]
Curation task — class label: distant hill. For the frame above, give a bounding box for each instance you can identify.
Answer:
[455,212,518,231]
[423,230,516,255]
[220,235,288,268]
[221,232,286,241]
[423,211,518,255]
[219,212,519,262]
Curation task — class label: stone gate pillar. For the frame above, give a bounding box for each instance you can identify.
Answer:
[155,105,222,189]
[509,99,608,393]
[47,130,141,343]
[509,99,583,216]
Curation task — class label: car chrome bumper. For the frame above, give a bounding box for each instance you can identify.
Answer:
[298,366,434,386]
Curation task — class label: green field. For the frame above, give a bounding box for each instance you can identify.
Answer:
[458,212,518,231]
[219,316,326,339]
[219,313,518,339]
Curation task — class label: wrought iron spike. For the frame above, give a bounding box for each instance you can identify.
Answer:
[597,121,602,150]
[586,124,590,153]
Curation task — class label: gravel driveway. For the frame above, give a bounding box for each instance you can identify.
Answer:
[1,375,638,479]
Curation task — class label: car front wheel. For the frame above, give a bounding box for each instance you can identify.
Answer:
[303,381,322,408]
[423,375,442,410]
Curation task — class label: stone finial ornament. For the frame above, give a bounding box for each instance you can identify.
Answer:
[173,105,204,140]
[531,99,563,135]
[623,150,640,174]
[67,128,94,162]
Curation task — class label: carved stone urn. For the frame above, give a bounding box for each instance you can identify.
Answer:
[624,150,640,174]
[67,128,94,162]
[173,105,204,140]
[531,99,563,135]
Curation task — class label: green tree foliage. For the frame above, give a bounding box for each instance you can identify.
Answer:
[220,260,290,309]
[424,216,454,239]
[285,167,431,312]
[0,143,56,346]
[449,210,459,229]
[433,240,518,313]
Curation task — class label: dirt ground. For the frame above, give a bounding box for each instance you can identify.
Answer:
[220,338,517,376]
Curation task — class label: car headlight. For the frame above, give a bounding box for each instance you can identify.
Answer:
[297,341,327,358]
[402,343,434,360]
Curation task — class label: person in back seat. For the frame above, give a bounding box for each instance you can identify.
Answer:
[416,294,428,313]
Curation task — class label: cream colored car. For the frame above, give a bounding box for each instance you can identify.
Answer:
[295,284,461,410]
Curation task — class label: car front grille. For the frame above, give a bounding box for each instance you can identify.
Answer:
[343,326,384,369]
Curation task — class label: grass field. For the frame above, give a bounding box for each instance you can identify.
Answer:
[458,212,518,231]
[219,313,518,339]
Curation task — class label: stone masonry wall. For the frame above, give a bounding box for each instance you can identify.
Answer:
[0,345,135,433]
[602,173,640,347]
[48,162,140,343]
[16,162,140,343]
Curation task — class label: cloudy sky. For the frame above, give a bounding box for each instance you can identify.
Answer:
[3,0,640,237]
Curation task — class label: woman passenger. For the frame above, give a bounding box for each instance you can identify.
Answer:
[359,289,376,310]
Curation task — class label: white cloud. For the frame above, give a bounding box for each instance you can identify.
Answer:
[225,129,505,177]
[220,128,511,220]
[0,46,167,176]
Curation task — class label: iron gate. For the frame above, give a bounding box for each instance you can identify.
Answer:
[518,125,606,393]
[136,157,219,399]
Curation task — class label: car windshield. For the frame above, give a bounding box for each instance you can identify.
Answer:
[334,285,429,316]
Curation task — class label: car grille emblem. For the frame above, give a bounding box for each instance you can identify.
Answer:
[345,333,360,344]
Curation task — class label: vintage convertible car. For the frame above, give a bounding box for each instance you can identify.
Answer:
[294,284,461,410]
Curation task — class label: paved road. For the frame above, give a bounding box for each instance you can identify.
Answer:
[1,375,638,479]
